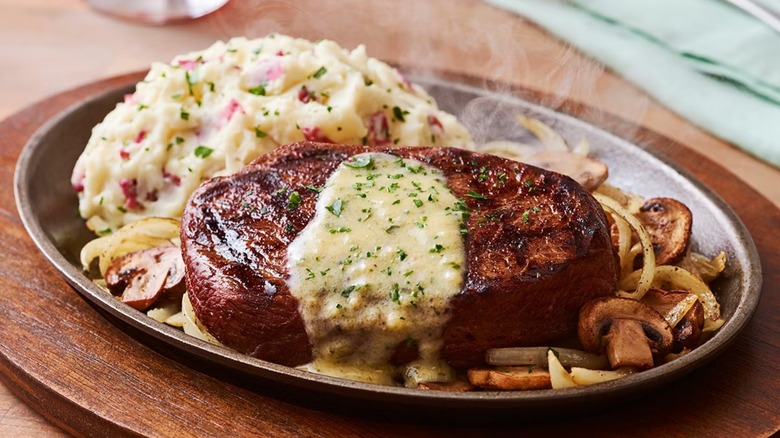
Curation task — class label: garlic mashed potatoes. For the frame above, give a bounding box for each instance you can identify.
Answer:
[72,34,473,232]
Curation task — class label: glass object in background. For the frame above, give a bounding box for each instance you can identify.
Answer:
[87,0,229,25]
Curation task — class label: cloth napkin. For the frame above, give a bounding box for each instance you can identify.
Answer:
[486,0,780,168]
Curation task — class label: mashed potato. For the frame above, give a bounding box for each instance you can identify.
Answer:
[72,34,473,233]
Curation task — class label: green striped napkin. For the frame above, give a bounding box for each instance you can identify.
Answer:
[487,0,780,167]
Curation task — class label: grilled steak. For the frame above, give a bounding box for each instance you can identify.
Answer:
[181,142,618,367]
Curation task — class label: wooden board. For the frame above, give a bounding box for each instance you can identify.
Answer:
[1,73,778,437]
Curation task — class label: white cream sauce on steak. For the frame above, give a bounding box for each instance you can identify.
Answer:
[287,153,466,384]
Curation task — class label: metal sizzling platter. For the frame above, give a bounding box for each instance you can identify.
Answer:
[14,73,762,412]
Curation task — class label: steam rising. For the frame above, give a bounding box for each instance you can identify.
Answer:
[203,0,650,147]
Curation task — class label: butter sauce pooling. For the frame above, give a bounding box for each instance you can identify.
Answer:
[287,153,466,385]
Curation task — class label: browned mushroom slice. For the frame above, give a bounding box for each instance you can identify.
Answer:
[417,380,474,392]
[524,150,608,191]
[468,367,551,391]
[641,289,705,351]
[635,198,692,265]
[105,246,185,311]
[675,304,704,350]
[578,297,674,370]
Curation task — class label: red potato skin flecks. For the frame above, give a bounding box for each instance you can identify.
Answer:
[180,142,619,367]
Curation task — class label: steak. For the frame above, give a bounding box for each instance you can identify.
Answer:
[181,142,619,368]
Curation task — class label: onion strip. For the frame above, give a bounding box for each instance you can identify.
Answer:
[613,214,633,278]
[516,115,569,151]
[594,193,656,299]
[477,140,537,161]
[80,217,180,276]
[594,183,644,212]
[569,367,635,386]
[486,346,609,370]
[664,293,700,327]
[619,265,721,321]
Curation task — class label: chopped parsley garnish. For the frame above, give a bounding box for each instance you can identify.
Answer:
[306,184,323,193]
[344,155,374,169]
[249,85,266,96]
[117,206,127,213]
[287,191,302,210]
[329,227,351,234]
[194,146,213,158]
[522,209,531,224]
[385,225,400,234]
[397,249,407,261]
[185,71,194,95]
[453,199,470,213]
[180,108,190,120]
[341,285,355,298]
[312,66,327,79]
[466,190,487,200]
[389,283,401,304]
[98,227,112,236]
[254,127,268,138]
[175,136,185,144]
[392,106,406,122]
[326,199,343,217]
[429,244,445,253]
[478,167,488,182]
[413,199,423,208]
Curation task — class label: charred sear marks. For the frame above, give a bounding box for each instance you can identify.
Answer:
[180,142,618,368]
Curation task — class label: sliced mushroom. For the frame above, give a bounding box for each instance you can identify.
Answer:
[641,289,705,351]
[417,380,474,392]
[105,246,185,311]
[468,367,551,391]
[578,297,674,370]
[635,198,692,265]
[524,150,608,191]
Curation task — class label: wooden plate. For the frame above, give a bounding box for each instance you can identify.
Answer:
[2,72,778,436]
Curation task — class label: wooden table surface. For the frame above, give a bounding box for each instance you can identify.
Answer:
[1,1,778,436]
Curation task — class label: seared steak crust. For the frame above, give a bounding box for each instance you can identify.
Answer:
[181,142,618,367]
